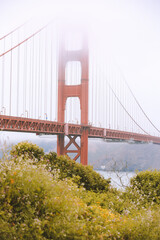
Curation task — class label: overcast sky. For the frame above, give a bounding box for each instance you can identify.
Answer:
[0,0,160,140]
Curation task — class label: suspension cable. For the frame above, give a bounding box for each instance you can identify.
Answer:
[105,76,150,135]
[123,77,160,134]
[0,21,29,40]
[0,20,54,58]
[114,62,160,135]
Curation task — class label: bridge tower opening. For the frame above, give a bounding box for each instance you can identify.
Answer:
[57,25,89,165]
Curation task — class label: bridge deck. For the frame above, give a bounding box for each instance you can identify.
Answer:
[0,115,160,144]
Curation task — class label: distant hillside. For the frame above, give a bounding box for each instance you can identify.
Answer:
[88,140,160,171]
[1,132,160,171]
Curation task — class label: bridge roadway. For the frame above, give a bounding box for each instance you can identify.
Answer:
[0,115,160,144]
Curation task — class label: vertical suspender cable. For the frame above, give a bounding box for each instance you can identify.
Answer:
[131,90,133,132]
[17,32,20,116]
[93,45,95,125]
[99,53,101,127]
[56,26,59,121]
[114,71,116,129]
[9,35,13,116]
[95,45,98,126]
[108,62,110,128]
[23,26,26,116]
[117,72,118,129]
[44,28,48,120]
[123,80,125,130]
[105,60,107,128]
[118,73,120,130]
[69,42,72,122]
[75,59,77,122]
[23,41,27,116]
[32,36,34,118]
[112,69,114,129]
[2,39,5,110]
[100,52,102,127]
[96,48,98,126]
[118,72,120,130]
[41,34,43,120]
[35,36,37,119]
[38,35,41,118]
[103,55,105,128]
[29,38,32,118]
[50,29,53,121]
[95,49,98,126]
[91,45,94,125]
[110,67,112,129]
[106,60,108,128]
[43,31,46,119]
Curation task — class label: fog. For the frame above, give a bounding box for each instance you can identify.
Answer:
[0,0,160,140]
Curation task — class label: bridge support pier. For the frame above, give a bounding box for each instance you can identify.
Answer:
[57,131,88,165]
[81,128,88,165]
[57,134,65,155]
[57,25,89,165]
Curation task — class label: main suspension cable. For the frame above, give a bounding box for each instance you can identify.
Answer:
[114,62,160,135]
[0,21,29,41]
[0,20,54,58]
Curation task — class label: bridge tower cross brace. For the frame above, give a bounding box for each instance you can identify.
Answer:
[57,28,89,165]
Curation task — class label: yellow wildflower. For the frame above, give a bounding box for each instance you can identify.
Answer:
[10,179,14,184]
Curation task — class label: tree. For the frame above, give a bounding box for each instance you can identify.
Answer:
[10,141,44,161]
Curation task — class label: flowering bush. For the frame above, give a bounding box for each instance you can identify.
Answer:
[45,151,111,192]
[10,141,44,161]
[126,170,160,206]
[1,143,160,239]
[0,158,107,239]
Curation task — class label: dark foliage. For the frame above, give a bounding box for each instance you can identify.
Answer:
[45,151,111,192]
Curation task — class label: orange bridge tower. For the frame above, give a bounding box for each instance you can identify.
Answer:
[57,24,89,165]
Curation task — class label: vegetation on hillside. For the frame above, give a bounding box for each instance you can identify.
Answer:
[1,141,160,239]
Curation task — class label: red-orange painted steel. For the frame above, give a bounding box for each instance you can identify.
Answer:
[1,115,160,144]
[57,27,89,165]
[0,115,160,144]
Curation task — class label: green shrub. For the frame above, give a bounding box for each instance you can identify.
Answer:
[45,152,111,192]
[10,141,44,161]
[128,170,160,205]
[10,143,110,193]
[2,144,160,239]
[99,206,160,240]
[0,158,114,239]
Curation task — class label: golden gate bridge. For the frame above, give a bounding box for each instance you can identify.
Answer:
[0,19,160,165]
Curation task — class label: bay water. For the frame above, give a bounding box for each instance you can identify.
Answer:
[96,170,135,189]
